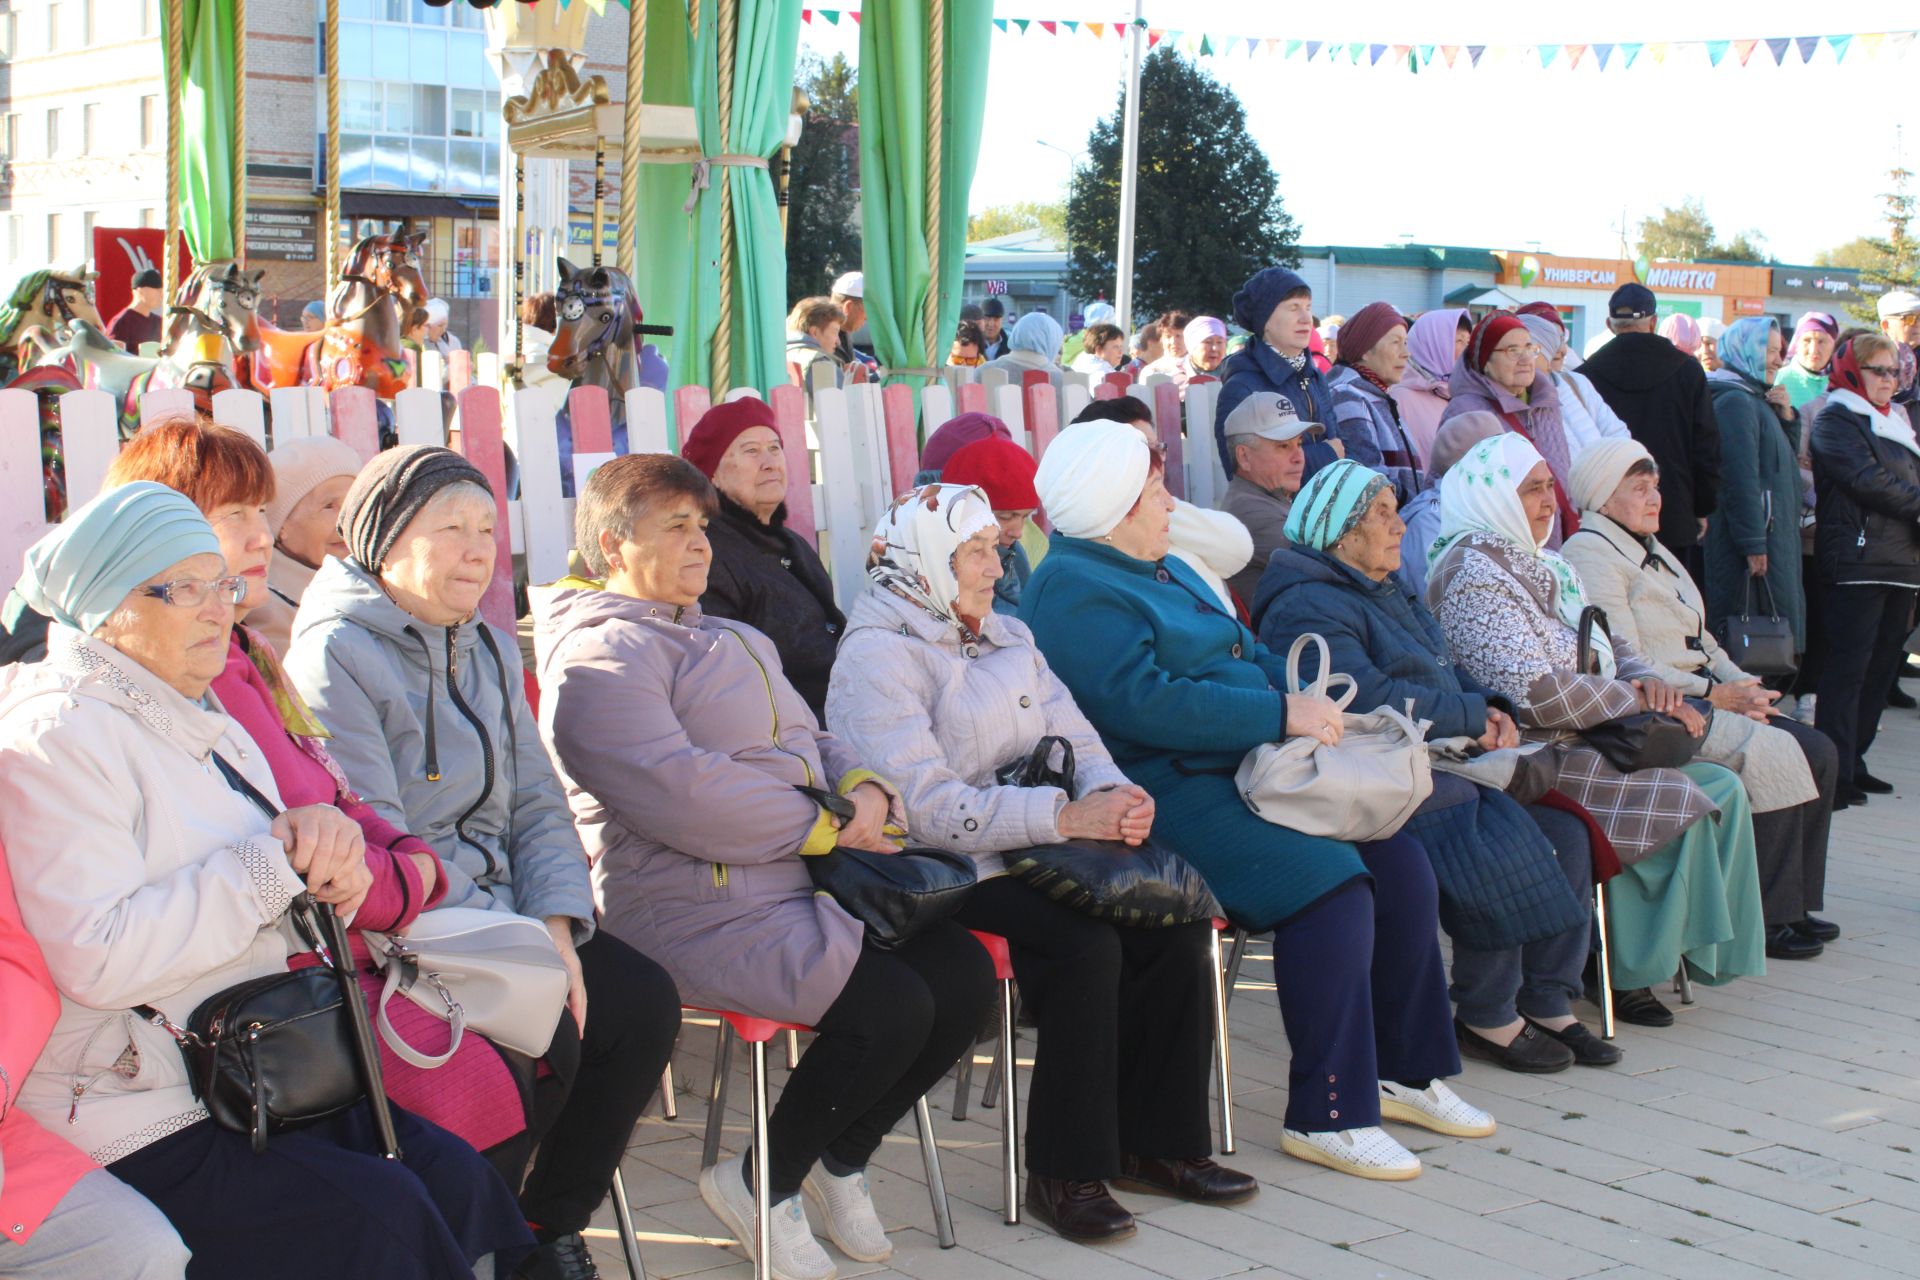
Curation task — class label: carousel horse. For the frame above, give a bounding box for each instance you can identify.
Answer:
[0,265,101,384]
[314,274,409,399]
[119,306,244,437]
[347,232,430,313]
[66,320,161,402]
[548,257,669,495]
[171,261,265,362]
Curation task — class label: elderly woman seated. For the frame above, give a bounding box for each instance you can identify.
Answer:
[1562,439,1837,960]
[248,434,363,657]
[532,455,993,1278]
[1427,434,1767,1028]
[827,483,1255,1241]
[0,485,528,1279]
[1255,460,1618,1073]
[1020,423,1493,1182]
[682,397,844,722]
[283,446,681,1276]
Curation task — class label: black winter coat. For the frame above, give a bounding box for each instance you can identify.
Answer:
[1808,397,1920,588]
[699,491,846,720]
[1576,331,1721,551]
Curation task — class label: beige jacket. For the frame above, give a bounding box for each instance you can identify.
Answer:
[0,630,305,1163]
[246,554,319,660]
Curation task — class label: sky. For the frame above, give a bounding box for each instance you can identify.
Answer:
[797,0,1920,266]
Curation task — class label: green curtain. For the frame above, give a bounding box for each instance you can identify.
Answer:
[163,0,237,261]
[856,0,993,376]
[718,0,802,396]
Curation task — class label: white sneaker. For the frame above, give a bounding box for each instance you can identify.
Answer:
[1280,1126,1421,1180]
[802,1166,893,1263]
[1793,694,1817,725]
[699,1156,838,1280]
[1379,1080,1496,1138]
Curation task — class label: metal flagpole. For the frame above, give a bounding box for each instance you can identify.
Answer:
[1113,0,1144,334]
[163,0,184,299]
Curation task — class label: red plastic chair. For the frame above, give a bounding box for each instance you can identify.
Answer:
[692,1006,956,1280]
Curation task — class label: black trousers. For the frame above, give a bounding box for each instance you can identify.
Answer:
[1792,555,1827,697]
[952,876,1216,1181]
[506,931,682,1235]
[1815,583,1915,789]
[1751,715,1836,925]
[765,922,993,1198]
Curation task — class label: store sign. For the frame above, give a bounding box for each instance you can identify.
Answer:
[1499,251,1770,297]
[1773,270,1880,303]
[245,208,319,263]
[983,279,1011,296]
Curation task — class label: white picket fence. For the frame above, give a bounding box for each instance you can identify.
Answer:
[0,367,1227,633]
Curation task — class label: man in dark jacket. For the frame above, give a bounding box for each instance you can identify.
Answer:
[978,297,1011,361]
[1576,283,1721,564]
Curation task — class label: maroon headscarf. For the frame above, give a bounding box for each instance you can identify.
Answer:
[919,412,1013,475]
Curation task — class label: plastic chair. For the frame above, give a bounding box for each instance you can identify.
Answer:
[1594,885,1617,1039]
[693,1007,956,1280]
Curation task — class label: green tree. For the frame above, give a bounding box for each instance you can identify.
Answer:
[1814,237,1890,272]
[1714,230,1769,263]
[968,200,1067,245]
[785,53,861,305]
[1635,199,1717,262]
[1848,165,1920,325]
[1065,48,1297,322]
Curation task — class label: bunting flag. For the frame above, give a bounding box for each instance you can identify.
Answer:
[791,12,1918,74]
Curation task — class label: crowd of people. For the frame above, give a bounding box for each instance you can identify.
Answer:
[1,258,1916,1280]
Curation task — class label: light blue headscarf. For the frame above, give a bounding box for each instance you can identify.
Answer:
[1717,317,1778,387]
[1008,311,1064,359]
[1284,458,1390,551]
[17,482,221,633]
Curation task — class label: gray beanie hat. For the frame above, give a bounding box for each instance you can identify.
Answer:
[339,444,491,572]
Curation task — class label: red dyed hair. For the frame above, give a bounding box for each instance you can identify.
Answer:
[106,416,275,513]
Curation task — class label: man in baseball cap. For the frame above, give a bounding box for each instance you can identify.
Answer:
[978,296,1011,359]
[829,271,876,372]
[1607,282,1658,322]
[1219,392,1326,602]
[1878,290,1920,406]
[106,268,166,352]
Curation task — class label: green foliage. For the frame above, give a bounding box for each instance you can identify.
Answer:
[786,53,862,305]
[1813,237,1890,272]
[1847,165,1920,326]
[1065,48,1298,321]
[968,201,1067,245]
[1635,200,1768,264]
[1715,230,1768,263]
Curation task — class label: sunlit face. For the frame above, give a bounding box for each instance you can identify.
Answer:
[379,489,497,627]
[1357,325,1410,386]
[811,320,842,351]
[96,551,235,699]
[1599,465,1662,537]
[1233,432,1307,496]
[1699,335,1721,372]
[1797,329,1835,371]
[605,496,712,607]
[951,526,1004,620]
[1137,330,1165,364]
[1454,324,1472,359]
[992,508,1033,549]
[952,338,980,361]
[1098,335,1127,367]
[1167,325,1188,358]
[1884,312,1920,347]
[1331,489,1405,582]
[1192,334,1227,371]
[712,426,787,521]
[1516,462,1558,545]
[1764,329,1785,382]
[278,474,354,572]
[1487,332,1539,395]
[204,498,274,619]
[1264,294,1315,356]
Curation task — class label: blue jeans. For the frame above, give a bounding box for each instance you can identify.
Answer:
[0,1169,189,1279]
[1449,804,1593,1027]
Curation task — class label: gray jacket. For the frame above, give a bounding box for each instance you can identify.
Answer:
[284,557,596,936]
[1221,475,1292,606]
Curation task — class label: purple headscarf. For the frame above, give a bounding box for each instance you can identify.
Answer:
[1407,308,1469,382]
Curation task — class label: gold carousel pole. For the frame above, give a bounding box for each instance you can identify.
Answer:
[711,0,736,396]
[231,0,247,262]
[617,0,647,278]
[922,0,944,370]
[591,138,606,269]
[163,0,184,299]
[513,153,524,366]
[323,0,341,284]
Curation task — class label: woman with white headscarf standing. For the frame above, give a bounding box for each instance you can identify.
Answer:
[984,312,1067,380]
[828,483,1253,1242]
[1020,422,1494,1183]
[1428,434,1767,1027]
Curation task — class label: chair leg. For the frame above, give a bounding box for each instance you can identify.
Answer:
[750,1040,772,1280]
[914,1095,957,1248]
[994,977,1020,1225]
[1207,926,1236,1156]
[659,1061,677,1121]
[1223,928,1250,1010]
[701,1020,735,1170]
[952,1042,977,1121]
[981,991,1017,1110]
[609,1166,648,1280]
[1594,884,1615,1041]
[1675,962,1695,1005]
[785,1028,800,1071]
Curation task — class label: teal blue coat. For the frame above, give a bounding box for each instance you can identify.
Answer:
[1020,535,1368,929]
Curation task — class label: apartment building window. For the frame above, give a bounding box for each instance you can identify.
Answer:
[0,10,16,59]
[139,206,156,227]
[47,212,64,260]
[5,217,20,263]
[82,210,96,246]
[46,3,59,50]
[45,107,60,157]
[82,102,99,154]
[140,95,158,147]
[2,114,17,160]
[82,0,96,44]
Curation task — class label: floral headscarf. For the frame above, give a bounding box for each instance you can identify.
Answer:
[866,483,999,633]
[1430,433,1613,675]
[1284,459,1389,552]
[1716,316,1777,387]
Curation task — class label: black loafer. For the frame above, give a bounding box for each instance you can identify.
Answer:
[1609,987,1675,1028]
[1838,784,1870,809]
[1766,925,1825,959]
[1856,770,1895,795]
[1794,915,1841,942]
[1524,1016,1623,1066]
[1025,1176,1136,1242]
[1887,686,1917,710]
[1455,1017,1574,1073]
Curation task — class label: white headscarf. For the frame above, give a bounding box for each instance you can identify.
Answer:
[1432,433,1613,675]
[1008,311,1064,359]
[866,483,998,630]
[1032,421,1152,540]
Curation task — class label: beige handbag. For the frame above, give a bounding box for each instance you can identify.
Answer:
[361,908,571,1068]
[1235,633,1434,841]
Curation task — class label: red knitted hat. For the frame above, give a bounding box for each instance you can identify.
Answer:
[942,437,1040,511]
[1466,312,1529,373]
[681,397,781,478]
[1334,301,1408,367]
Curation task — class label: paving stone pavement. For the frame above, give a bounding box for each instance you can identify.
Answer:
[579,707,1920,1279]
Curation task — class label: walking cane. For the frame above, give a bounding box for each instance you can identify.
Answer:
[309,898,404,1159]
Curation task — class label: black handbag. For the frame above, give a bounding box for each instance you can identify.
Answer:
[1717,576,1797,676]
[995,737,1222,927]
[1575,607,1711,773]
[135,754,402,1156]
[794,786,977,949]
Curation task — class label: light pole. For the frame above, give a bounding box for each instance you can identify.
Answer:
[1036,139,1083,317]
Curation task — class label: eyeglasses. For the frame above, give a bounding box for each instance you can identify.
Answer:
[1860,364,1901,379]
[1492,343,1539,360]
[141,577,247,608]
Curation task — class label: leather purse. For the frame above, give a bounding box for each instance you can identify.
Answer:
[361,908,571,1067]
[795,786,977,950]
[1717,577,1797,676]
[1234,634,1434,841]
[1575,607,1711,772]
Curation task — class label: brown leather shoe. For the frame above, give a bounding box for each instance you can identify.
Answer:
[1114,1154,1259,1204]
[1023,1175,1137,1242]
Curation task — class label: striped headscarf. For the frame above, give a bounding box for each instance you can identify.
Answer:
[1283,459,1389,552]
